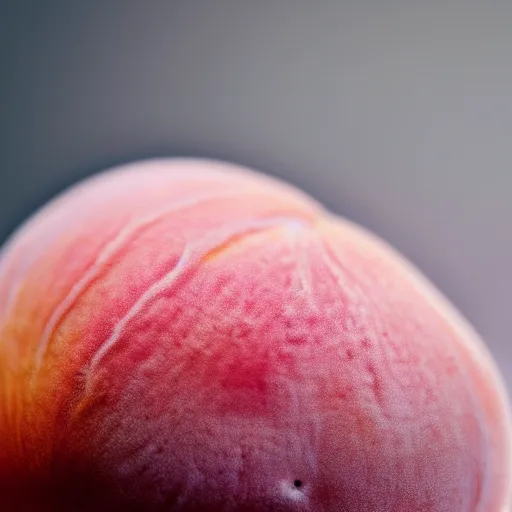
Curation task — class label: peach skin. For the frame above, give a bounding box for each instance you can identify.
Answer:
[0,158,510,511]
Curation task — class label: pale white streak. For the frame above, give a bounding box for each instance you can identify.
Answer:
[277,370,320,497]
[33,190,245,373]
[83,215,309,391]
[82,244,189,396]
[297,234,317,312]
[287,225,317,312]
[324,216,508,509]
[316,239,359,303]
[362,231,509,511]
[391,259,500,511]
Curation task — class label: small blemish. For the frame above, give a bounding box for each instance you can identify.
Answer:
[306,316,319,327]
[287,335,306,345]
[294,479,303,488]
[361,337,372,349]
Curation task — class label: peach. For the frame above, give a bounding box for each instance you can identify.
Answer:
[0,158,510,511]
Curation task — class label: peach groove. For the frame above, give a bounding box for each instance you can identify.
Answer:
[33,189,264,373]
[79,215,314,397]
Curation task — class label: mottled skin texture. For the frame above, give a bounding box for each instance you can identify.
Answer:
[0,159,510,511]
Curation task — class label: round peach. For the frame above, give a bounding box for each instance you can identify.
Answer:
[0,159,510,511]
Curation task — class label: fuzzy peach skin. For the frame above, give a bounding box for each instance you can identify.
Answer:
[0,159,510,512]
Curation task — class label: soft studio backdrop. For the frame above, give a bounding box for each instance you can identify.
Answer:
[1,1,511,393]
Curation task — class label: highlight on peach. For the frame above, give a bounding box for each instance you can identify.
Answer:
[0,158,510,511]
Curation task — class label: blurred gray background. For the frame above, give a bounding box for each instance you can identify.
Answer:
[1,1,511,392]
